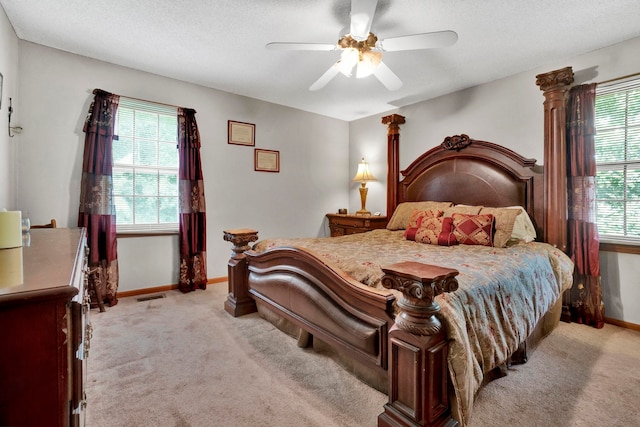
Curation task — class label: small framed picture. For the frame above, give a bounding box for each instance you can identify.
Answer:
[228,120,255,146]
[254,149,280,173]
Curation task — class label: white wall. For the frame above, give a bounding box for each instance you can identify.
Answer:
[0,6,19,210]
[15,42,350,292]
[350,36,640,325]
[600,251,640,325]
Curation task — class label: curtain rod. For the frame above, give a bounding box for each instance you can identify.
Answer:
[597,71,640,86]
[122,94,183,110]
[94,89,184,110]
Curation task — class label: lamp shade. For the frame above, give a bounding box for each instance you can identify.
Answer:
[352,158,377,182]
[356,51,382,78]
[338,48,359,77]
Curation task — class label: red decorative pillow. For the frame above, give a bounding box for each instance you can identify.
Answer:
[437,217,458,246]
[451,213,495,246]
[404,209,444,240]
[414,217,458,246]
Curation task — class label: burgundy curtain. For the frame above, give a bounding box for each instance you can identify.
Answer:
[178,108,207,292]
[566,83,605,328]
[78,89,120,308]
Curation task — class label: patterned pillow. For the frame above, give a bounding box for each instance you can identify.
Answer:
[387,201,453,230]
[451,213,495,246]
[479,207,521,248]
[414,217,458,246]
[403,209,444,240]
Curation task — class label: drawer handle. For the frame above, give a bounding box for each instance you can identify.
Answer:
[84,323,93,358]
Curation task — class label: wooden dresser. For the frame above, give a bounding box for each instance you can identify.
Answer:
[326,213,388,237]
[0,228,89,427]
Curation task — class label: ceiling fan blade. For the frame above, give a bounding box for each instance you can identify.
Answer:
[350,0,378,41]
[380,30,458,51]
[309,64,341,91]
[266,42,336,51]
[373,61,402,91]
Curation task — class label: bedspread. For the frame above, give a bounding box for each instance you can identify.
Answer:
[253,229,574,426]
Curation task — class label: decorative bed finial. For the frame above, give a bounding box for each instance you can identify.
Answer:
[381,261,459,336]
[441,134,471,151]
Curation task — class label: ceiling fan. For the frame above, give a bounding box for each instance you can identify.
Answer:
[266,0,458,91]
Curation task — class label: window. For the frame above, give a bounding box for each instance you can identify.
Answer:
[112,97,179,233]
[594,78,640,244]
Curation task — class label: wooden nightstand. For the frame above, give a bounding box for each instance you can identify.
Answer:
[326,213,387,237]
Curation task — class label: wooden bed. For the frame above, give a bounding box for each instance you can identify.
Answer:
[223,67,575,427]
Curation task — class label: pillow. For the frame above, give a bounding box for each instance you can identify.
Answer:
[507,206,537,243]
[387,201,453,230]
[407,209,444,228]
[414,217,458,246]
[451,213,495,246]
[443,204,483,218]
[479,207,521,248]
[403,209,445,240]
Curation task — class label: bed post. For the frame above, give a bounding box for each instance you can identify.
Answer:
[382,114,406,218]
[535,66,574,252]
[223,228,259,317]
[378,262,459,427]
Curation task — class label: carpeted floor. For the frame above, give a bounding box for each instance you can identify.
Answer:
[85,283,640,427]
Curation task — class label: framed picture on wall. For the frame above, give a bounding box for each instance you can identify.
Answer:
[228,120,255,146]
[0,72,3,110]
[254,148,280,173]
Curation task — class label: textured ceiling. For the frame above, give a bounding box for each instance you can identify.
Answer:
[2,0,640,121]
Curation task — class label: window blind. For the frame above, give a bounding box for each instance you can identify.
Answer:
[595,78,640,242]
[113,97,179,233]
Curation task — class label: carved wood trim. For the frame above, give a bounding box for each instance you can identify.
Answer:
[535,67,574,92]
[382,114,406,136]
[441,134,471,151]
[382,114,406,218]
[223,229,259,317]
[380,261,459,336]
[223,228,259,258]
[536,66,574,252]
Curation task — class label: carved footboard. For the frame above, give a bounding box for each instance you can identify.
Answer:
[224,228,395,370]
[224,230,461,427]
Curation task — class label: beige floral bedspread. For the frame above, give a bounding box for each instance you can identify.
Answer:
[253,229,574,426]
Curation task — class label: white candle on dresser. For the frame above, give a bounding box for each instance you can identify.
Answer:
[0,247,24,288]
[0,210,23,249]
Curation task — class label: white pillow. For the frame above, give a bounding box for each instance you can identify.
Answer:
[507,206,537,242]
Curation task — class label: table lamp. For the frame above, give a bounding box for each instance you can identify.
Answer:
[352,158,377,215]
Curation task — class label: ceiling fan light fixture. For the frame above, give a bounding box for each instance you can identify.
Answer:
[356,50,381,78]
[338,48,359,76]
[271,1,457,92]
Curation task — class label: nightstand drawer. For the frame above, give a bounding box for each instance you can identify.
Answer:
[326,214,387,237]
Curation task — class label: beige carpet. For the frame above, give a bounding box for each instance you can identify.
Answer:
[86,283,640,427]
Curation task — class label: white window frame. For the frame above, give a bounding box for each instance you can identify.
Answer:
[113,97,179,234]
[594,77,640,246]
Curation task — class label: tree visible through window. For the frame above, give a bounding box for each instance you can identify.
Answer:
[112,98,179,232]
[594,79,640,243]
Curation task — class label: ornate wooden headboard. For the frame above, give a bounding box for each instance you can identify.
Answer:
[398,134,544,235]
